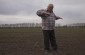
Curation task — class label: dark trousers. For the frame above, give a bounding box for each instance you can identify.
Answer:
[42,30,57,50]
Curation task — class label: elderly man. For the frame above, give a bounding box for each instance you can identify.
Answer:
[36,4,62,52]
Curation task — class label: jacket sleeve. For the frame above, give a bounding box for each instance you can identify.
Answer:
[36,9,46,17]
[54,14,62,20]
[55,16,61,20]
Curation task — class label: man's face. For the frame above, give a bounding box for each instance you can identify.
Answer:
[47,4,54,12]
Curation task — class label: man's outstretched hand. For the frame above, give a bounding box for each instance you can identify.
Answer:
[55,16,63,20]
[58,17,63,19]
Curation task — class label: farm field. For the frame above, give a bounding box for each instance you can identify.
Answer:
[0,27,85,55]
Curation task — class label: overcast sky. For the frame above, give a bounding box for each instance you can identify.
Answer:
[0,0,85,25]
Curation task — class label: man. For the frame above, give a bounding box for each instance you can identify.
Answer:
[36,4,62,52]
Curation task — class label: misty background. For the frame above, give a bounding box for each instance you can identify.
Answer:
[0,0,85,25]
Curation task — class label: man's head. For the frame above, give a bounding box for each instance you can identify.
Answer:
[47,4,54,12]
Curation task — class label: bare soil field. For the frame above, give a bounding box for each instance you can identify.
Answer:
[0,27,85,55]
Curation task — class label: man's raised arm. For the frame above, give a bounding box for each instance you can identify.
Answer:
[36,9,46,17]
[36,9,50,17]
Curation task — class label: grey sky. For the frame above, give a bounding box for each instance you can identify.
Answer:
[0,0,85,25]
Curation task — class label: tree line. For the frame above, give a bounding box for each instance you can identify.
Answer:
[0,23,85,28]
